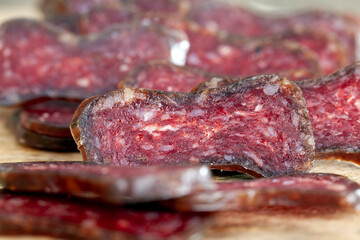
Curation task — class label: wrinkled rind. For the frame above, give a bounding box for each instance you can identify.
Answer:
[168,173,360,212]
[71,75,314,177]
[297,62,360,157]
[11,111,77,152]
[0,19,189,106]
[0,193,208,240]
[0,162,214,204]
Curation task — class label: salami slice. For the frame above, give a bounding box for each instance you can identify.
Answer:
[71,75,314,177]
[0,161,213,204]
[119,60,227,92]
[168,173,360,212]
[195,63,360,161]
[0,19,189,106]
[0,192,208,240]
[20,100,79,138]
[189,2,358,63]
[297,63,360,160]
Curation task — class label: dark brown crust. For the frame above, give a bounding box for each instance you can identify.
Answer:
[0,161,214,204]
[11,111,78,152]
[71,74,314,176]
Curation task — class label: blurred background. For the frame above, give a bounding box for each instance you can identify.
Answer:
[0,0,360,23]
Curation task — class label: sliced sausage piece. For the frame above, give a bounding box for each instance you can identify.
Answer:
[194,63,360,162]
[0,161,214,204]
[71,75,314,177]
[168,173,360,212]
[0,19,188,106]
[297,63,360,161]
[0,192,208,240]
[119,60,228,92]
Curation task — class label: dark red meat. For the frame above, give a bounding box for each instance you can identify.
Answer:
[226,27,348,75]
[71,75,314,177]
[169,173,360,212]
[0,192,208,240]
[0,161,214,204]
[0,19,188,106]
[119,60,226,92]
[297,63,360,159]
[188,2,358,63]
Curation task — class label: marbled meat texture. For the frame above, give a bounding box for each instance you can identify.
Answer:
[119,61,225,92]
[0,161,214,204]
[188,2,358,63]
[0,192,207,240]
[194,63,360,160]
[71,75,314,177]
[11,110,77,151]
[20,100,79,138]
[0,19,188,106]
[170,173,360,212]
[297,63,360,159]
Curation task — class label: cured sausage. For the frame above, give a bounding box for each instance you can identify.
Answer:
[119,60,226,92]
[71,75,314,177]
[297,63,360,160]
[188,2,358,63]
[0,192,208,240]
[0,161,214,204]
[0,19,188,106]
[194,63,360,161]
[168,173,360,212]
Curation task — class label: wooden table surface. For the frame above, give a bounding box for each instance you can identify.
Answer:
[0,1,360,240]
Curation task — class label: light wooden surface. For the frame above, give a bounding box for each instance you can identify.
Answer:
[0,1,360,240]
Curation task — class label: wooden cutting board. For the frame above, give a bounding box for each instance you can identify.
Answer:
[0,1,360,239]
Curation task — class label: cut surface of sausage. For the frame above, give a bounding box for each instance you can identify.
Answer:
[0,161,214,204]
[71,75,314,177]
[0,19,188,106]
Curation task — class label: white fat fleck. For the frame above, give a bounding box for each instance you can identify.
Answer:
[254,104,263,112]
[3,48,11,57]
[203,149,216,156]
[161,113,171,120]
[282,180,295,186]
[355,99,360,110]
[142,144,154,150]
[291,111,299,128]
[189,109,205,117]
[224,155,233,161]
[123,88,136,103]
[218,45,234,56]
[170,39,190,66]
[119,64,130,72]
[142,110,157,121]
[76,78,90,88]
[143,125,158,133]
[263,83,279,96]
[159,145,174,152]
[234,111,248,116]
[264,126,277,138]
[159,125,179,131]
[244,151,263,167]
